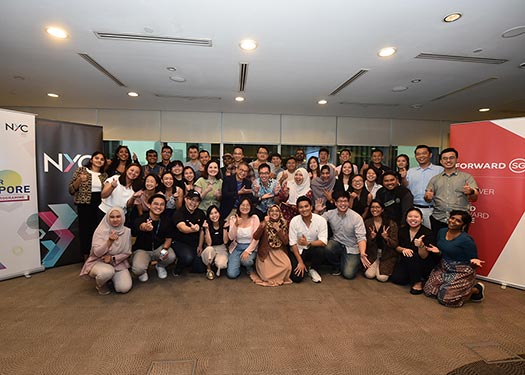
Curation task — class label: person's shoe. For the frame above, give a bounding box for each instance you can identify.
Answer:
[206,269,215,280]
[96,284,111,295]
[410,287,424,295]
[471,282,485,302]
[156,264,168,279]
[216,268,221,277]
[309,268,322,283]
[331,267,342,276]
[172,269,181,277]
[246,266,254,276]
[138,272,149,282]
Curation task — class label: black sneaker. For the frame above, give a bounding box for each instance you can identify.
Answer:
[471,282,485,302]
[331,267,342,276]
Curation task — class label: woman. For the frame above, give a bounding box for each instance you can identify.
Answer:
[134,174,161,217]
[345,174,372,218]
[159,171,183,217]
[364,168,382,199]
[200,205,229,279]
[183,166,196,193]
[333,161,353,193]
[99,163,143,222]
[310,165,336,211]
[424,210,485,307]
[170,160,185,191]
[194,160,223,211]
[226,197,259,279]
[106,145,133,176]
[390,208,435,294]
[395,154,410,182]
[307,156,321,179]
[363,200,399,282]
[278,168,312,222]
[68,151,108,260]
[79,206,132,295]
[250,205,292,287]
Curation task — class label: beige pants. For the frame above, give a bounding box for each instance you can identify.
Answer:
[364,260,389,282]
[89,262,132,293]
[201,244,229,270]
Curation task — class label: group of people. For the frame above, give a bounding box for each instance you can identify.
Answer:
[73,143,486,307]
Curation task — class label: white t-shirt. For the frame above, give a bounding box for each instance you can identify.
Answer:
[288,213,328,255]
[99,175,135,214]
[88,169,102,192]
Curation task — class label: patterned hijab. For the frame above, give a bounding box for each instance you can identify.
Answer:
[259,205,288,260]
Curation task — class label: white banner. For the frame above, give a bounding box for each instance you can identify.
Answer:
[0,108,44,280]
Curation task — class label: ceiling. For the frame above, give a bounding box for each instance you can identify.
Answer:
[1,0,525,122]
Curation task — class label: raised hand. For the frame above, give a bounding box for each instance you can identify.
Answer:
[426,244,440,253]
[470,258,485,268]
[108,230,119,241]
[463,182,473,195]
[424,188,434,202]
[369,226,377,239]
[314,198,326,213]
[414,234,425,248]
[79,171,88,182]
[381,226,390,239]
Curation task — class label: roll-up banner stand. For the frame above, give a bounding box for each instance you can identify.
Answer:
[0,108,44,281]
[450,118,525,289]
[35,119,103,268]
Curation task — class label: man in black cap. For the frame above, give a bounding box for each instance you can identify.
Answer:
[172,189,206,275]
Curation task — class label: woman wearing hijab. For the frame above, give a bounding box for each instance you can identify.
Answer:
[79,206,132,295]
[250,205,292,286]
[278,168,312,222]
[310,164,336,212]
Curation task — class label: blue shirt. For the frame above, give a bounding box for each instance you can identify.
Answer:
[406,163,443,206]
[437,228,477,263]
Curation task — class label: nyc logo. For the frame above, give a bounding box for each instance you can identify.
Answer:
[43,153,91,173]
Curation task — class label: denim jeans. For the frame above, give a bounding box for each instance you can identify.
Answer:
[227,243,257,279]
[324,240,360,279]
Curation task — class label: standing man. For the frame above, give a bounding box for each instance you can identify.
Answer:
[288,196,328,283]
[198,149,211,177]
[277,157,298,185]
[361,149,392,184]
[375,172,414,225]
[142,149,165,177]
[158,145,173,170]
[317,191,367,280]
[172,189,207,275]
[425,148,479,238]
[336,148,359,175]
[253,163,280,219]
[249,146,270,179]
[220,161,253,218]
[294,148,307,169]
[184,145,201,174]
[132,194,176,281]
[221,152,234,177]
[318,147,335,169]
[270,152,284,178]
[403,145,443,228]
[228,146,245,176]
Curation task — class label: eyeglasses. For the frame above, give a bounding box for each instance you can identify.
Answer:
[441,156,456,161]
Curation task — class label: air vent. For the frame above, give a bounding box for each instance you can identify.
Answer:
[415,53,507,65]
[329,69,369,96]
[431,77,498,101]
[94,32,212,47]
[78,53,126,87]
[339,102,399,108]
[239,63,249,92]
[154,94,221,100]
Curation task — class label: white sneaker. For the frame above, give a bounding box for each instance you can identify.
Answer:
[309,268,322,283]
[138,272,149,282]
[156,264,168,279]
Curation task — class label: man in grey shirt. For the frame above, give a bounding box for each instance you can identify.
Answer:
[317,190,367,279]
[425,147,479,238]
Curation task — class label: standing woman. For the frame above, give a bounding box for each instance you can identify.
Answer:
[362,200,399,282]
[250,205,292,287]
[106,145,133,176]
[390,207,435,294]
[99,163,143,222]
[69,151,108,260]
[307,156,321,179]
[194,160,223,211]
[348,174,372,218]
[424,210,485,307]
[80,207,132,295]
[364,168,382,199]
[395,154,410,182]
[170,160,185,191]
[183,166,196,193]
[333,161,354,194]
[278,168,312,222]
[159,171,183,218]
[226,197,260,279]
[134,174,161,217]
[200,205,229,279]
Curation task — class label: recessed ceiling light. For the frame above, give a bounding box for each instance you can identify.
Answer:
[143,27,154,34]
[13,75,25,80]
[377,47,396,57]
[392,85,408,92]
[411,79,422,83]
[239,39,258,51]
[519,62,525,69]
[235,96,245,102]
[166,67,177,71]
[479,108,490,112]
[169,75,186,82]
[47,93,59,98]
[411,104,423,109]
[443,13,462,23]
[128,92,139,97]
[318,99,328,105]
[46,26,69,39]
[501,26,525,38]
[473,48,483,53]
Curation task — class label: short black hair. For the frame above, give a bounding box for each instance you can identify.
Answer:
[371,149,383,156]
[270,152,281,159]
[296,195,312,206]
[187,145,199,151]
[258,163,271,173]
[146,149,157,156]
[161,145,173,153]
[440,147,459,159]
[332,190,350,201]
[319,147,330,155]
[148,193,167,204]
[414,145,432,154]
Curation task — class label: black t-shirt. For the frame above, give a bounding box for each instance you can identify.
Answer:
[207,221,225,246]
[172,205,206,247]
[133,213,174,251]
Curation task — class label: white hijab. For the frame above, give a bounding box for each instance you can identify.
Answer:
[287,168,311,205]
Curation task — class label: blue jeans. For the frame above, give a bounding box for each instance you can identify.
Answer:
[227,243,257,279]
[342,253,361,280]
[324,240,360,279]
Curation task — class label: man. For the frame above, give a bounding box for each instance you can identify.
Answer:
[253,163,280,219]
[318,147,335,168]
[335,148,359,175]
[227,146,245,176]
[425,147,479,237]
[157,145,173,170]
[220,161,253,218]
[361,149,391,184]
[142,149,165,177]
[288,196,328,283]
[403,145,443,228]
[172,189,207,275]
[294,148,307,169]
[184,145,201,174]
[198,149,211,177]
[318,191,367,280]
[375,172,414,225]
[132,194,176,281]
[221,152,233,177]
[249,146,270,179]
[270,152,284,178]
[277,156,297,185]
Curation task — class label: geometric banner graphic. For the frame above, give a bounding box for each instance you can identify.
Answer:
[451,118,525,289]
[35,119,102,268]
[0,108,45,281]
